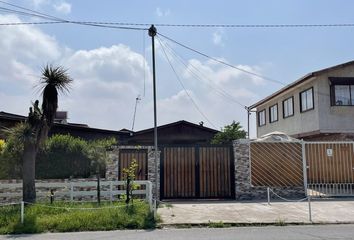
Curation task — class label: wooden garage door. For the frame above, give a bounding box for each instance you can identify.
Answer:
[161,145,234,199]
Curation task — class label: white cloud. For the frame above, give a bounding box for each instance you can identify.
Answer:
[54,1,71,14]
[0,14,260,135]
[155,7,170,17]
[0,14,61,93]
[212,28,225,46]
[32,0,49,8]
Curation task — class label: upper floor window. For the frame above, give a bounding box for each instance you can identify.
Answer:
[300,87,314,112]
[329,77,354,106]
[283,96,294,118]
[269,104,278,123]
[258,109,266,126]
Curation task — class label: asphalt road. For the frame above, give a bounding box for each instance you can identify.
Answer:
[1,224,354,240]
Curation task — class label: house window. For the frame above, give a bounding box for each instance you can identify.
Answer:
[258,110,266,126]
[329,78,354,106]
[269,104,278,123]
[282,96,294,118]
[300,87,314,112]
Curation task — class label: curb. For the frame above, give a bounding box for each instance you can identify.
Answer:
[159,221,354,229]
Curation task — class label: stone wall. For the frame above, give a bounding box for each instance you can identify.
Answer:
[233,139,305,200]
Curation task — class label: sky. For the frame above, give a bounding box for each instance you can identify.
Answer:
[1,0,354,137]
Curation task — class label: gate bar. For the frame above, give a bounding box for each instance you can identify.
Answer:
[301,140,308,196]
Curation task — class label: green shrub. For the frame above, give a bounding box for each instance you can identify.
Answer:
[0,133,117,179]
[36,134,91,179]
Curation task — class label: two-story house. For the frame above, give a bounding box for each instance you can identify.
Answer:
[249,60,354,141]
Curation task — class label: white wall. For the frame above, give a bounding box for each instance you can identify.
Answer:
[317,65,354,132]
[256,79,320,137]
[256,64,354,138]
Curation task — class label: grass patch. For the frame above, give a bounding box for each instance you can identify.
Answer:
[208,221,231,228]
[0,200,156,234]
[274,218,287,226]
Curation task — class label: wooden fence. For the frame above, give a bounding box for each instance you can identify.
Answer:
[250,142,303,187]
[0,180,153,208]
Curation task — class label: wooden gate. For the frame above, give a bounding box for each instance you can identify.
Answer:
[118,149,148,180]
[305,142,354,196]
[160,145,234,199]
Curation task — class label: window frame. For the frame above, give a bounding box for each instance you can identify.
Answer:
[299,87,314,113]
[269,103,278,123]
[282,96,294,119]
[329,77,354,106]
[258,109,266,127]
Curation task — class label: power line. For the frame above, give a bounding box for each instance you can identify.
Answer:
[158,32,285,86]
[158,36,247,108]
[157,32,338,107]
[0,0,64,21]
[0,3,148,30]
[0,21,64,26]
[157,37,217,129]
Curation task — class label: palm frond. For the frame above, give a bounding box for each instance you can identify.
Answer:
[40,64,73,94]
[2,123,35,144]
[39,64,73,125]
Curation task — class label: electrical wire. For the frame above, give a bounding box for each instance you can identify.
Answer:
[157,32,340,107]
[0,3,148,30]
[142,31,146,97]
[0,1,344,106]
[0,0,64,21]
[158,32,285,86]
[157,37,218,129]
[159,37,247,108]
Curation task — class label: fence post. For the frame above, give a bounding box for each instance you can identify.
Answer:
[109,181,113,203]
[21,201,24,224]
[70,182,73,202]
[147,181,153,212]
[308,195,312,222]
[267,187,271,205]
[301,140,308,196]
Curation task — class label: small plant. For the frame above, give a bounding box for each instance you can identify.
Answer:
[208,221,231,228]
[122,159,139,205]
[275,218,287,226]
[0,139,5,153]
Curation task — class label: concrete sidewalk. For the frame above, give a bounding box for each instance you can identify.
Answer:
[158,199,354,225]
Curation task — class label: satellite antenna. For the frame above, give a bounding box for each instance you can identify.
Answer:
[131,95,141,131]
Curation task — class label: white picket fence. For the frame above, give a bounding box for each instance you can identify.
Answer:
[0,180,153,209]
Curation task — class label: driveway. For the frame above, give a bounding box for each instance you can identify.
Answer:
[158,199,354,224]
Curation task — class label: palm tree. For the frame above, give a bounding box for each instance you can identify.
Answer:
[22,65,72,203]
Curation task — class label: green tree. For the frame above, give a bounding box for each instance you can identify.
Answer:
[87,138,116,205]
[21,65,72,203]
[211,121,247,145]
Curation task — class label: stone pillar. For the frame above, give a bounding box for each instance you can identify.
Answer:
[147,147,160,200]
[105,147,119,180]
[233,139,254,200]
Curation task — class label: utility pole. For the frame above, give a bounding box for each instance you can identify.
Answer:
[148,24,158,217]
[131,95,141,131]
[246,106,250,139]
